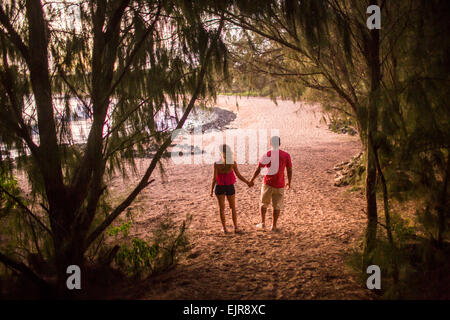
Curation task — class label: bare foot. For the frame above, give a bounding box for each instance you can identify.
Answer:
[256,223,265,230]
[234,228,242,234]
[222,228,230,234]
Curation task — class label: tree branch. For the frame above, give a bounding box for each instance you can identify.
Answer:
[104,0,132,42]
[0,185,52,235]
[0,6,30,63]
[0,251,49,290]
[104,2,162,102]
[85,16,226,248]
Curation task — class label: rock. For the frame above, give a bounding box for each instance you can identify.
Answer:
[332,152,365,187]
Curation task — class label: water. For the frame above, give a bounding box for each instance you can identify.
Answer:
[1,98,234,159]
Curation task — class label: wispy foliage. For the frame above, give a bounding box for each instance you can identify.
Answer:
[0,0,228,294]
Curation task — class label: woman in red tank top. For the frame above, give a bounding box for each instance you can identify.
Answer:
[210,144,252,234]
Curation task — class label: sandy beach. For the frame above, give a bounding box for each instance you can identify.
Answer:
[108,96,374,299]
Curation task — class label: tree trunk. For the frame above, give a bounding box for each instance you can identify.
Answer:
[53,228,85,298]
[25,0,77,294]
[437,148,450,247]
[373,142,399,283]
[362,0,380,269]
[363,136,378,268]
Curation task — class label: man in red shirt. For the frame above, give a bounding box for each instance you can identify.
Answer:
[249,136,292,231]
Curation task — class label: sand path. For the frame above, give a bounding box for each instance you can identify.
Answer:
[111,96,374,299]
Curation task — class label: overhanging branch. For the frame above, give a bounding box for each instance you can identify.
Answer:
[85,16,226,248]
[0,6,30,64]
[0,251,49,289]
[0,185,52,235]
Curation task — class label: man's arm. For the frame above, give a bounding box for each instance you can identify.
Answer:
[286,167,292,189]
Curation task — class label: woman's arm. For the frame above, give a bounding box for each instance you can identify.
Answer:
[250,165,261,185]
[233,162,251,186]
[210,163,217,196]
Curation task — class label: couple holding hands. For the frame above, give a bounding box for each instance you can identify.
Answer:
[210,136,293,234]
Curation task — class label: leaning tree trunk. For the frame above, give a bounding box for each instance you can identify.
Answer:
[373,143,399,283]
[363,137,378,268]
[362,0,381,269]
[25,0,77,296]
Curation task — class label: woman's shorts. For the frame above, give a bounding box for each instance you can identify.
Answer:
[215,184,235,196]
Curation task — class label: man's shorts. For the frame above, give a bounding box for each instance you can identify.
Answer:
[260,184,285,210]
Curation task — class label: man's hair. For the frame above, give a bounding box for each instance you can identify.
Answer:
[271,136,281,148]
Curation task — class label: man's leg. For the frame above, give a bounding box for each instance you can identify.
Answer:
[271,188,284,231]
[272,209,280,231]
[259,205,267,227]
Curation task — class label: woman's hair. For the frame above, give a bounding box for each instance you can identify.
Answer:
[219,144,233,168]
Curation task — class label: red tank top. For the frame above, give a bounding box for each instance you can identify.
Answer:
[216,169,236,186]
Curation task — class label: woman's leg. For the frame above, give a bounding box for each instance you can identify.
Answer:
[216,195,228,233]
[226,194,239,232]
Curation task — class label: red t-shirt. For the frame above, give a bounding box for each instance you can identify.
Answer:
[258,149,292,188]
